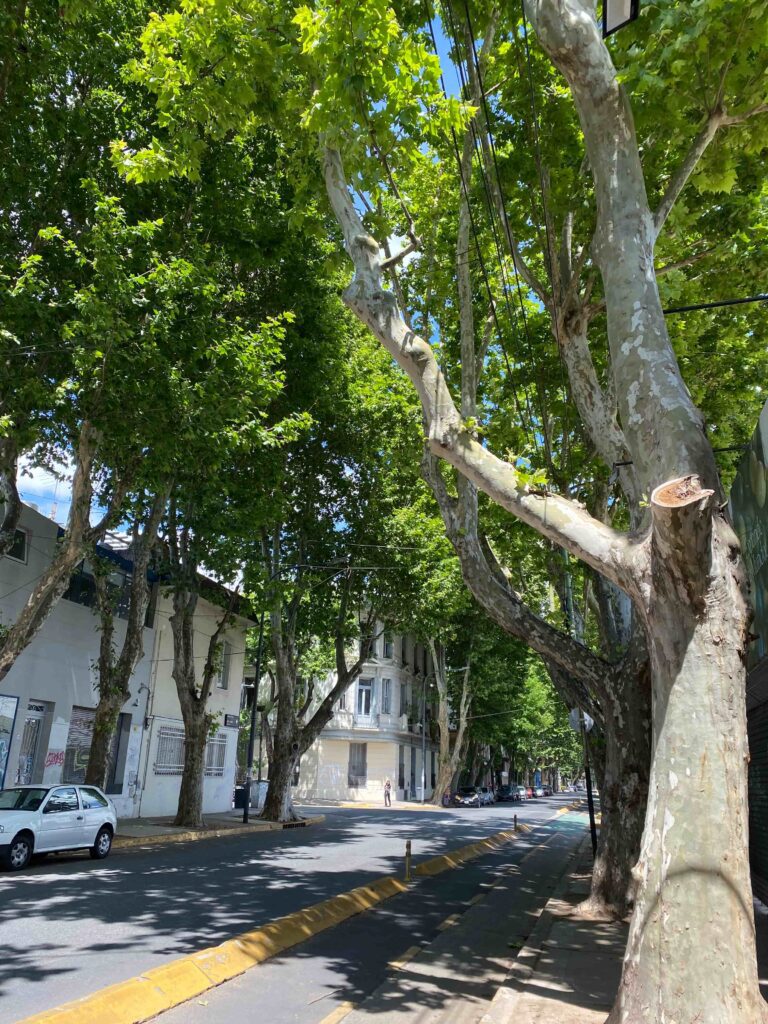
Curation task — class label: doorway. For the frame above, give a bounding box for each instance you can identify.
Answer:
[16,701,46,784]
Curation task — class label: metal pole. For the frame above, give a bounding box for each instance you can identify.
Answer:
[243,608,266,824]
[421,676,426,804]
[580,711,598,857]
[405,839,412,881]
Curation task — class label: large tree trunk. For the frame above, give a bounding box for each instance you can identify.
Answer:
[0,436,21,561]
[429,642,470,806]
[0,422,128,680]
[261,732,300,822]
[174,711,207,829]
[610,484,764,1023]
[584,665,650,919]
[85,693,123,790]
[85,493,166,789]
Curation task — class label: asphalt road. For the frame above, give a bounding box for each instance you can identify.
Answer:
[0,797,577,1023]
[155,813,588,1024]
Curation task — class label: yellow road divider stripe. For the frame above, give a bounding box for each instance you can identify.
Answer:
[437,913,462,931]
[318,1001,358,1024]
[387,946,423,971]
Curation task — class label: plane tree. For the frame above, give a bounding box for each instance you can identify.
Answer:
[118,0,768,1016]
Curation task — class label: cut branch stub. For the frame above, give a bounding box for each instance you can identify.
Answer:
[650,475,716,615]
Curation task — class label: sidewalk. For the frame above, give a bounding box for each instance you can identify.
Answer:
[114,809,325,848]
[480,837,626,1024]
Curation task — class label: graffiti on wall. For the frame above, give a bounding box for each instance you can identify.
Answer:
[44,750,65,769]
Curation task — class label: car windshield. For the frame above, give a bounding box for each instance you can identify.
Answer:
[459,787,476,795]
[0,787,49,811]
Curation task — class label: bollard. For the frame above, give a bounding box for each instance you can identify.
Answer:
[514,814,518,832]
[405,839,412,882]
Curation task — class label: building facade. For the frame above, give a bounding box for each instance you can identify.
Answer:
[292,628,440,804]
[0,503,249,818]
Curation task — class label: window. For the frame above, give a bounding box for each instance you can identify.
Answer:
[398,745,405,789]
[431,751,436,789]
[154,726,185,775]
[348,742,367,787]
[216,642,232,689]
[205,733,226,775]
[63,707,96,784]
[357,678,372,717]
[381,678,392,715]
[106,714,131,795]
[413,643,420,673]
[383,634,394,659]
[338,689,347,712]
[400,682,408,718]
[6,528,28,563]
[80,787,109,809]
[44,787,79,813]
[204,734,227,777]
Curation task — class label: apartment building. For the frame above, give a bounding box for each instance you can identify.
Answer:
[294,628,440,804]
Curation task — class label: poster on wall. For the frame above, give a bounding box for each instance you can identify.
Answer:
[0,694,19,789]
[729,400,768,671]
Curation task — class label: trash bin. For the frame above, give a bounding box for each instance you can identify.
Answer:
[233,785,248,809]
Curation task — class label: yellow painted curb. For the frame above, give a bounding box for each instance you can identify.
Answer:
[18,821,528,1024]
[113,815,326,850]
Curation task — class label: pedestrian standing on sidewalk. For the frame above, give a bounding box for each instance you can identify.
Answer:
[384,778,392,807]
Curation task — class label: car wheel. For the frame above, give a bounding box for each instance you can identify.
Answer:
[90,826,113,860]
[3,833,33,871]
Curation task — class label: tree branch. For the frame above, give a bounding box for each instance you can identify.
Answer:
[323,144,636,592]
[653,113,723,238]
[421,451,613,693]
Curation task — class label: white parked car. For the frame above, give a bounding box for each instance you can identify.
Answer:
[0,784,117,871]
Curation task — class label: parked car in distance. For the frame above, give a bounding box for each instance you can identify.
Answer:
[542,785,553,796]
[533,786,544,798]
[453,786,481,807]
[0,785,117,871]
[525,786,534,798]
[496,785,518,803]
[516,786,528,801]
[479,786,495,806]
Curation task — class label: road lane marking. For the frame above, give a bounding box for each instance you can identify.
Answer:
[387,946,422,970]
[437,913,462,931]
[318,1001,357,1024]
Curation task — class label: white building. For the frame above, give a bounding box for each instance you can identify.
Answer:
[292,629,440,804]
[0,503,249,818]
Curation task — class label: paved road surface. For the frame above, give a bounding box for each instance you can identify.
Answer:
[154,812,587,1024]
[0,798,576,1023]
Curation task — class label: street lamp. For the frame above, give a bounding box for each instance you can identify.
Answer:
[602,0,639,37]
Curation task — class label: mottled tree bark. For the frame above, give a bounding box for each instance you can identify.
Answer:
[85,490,167,789]
[429,640,470,806]
[261,532,376,822]
[0,422,129,680]
[322,0,763,1012]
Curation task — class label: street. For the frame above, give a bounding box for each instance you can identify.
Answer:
[1,798,577,1023]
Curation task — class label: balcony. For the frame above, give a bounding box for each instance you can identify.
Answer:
[353,713,379,730]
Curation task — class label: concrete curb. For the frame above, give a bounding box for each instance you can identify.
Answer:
[112,815,326,850]
[478,830,592,1024]
[18,823,528,1024]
